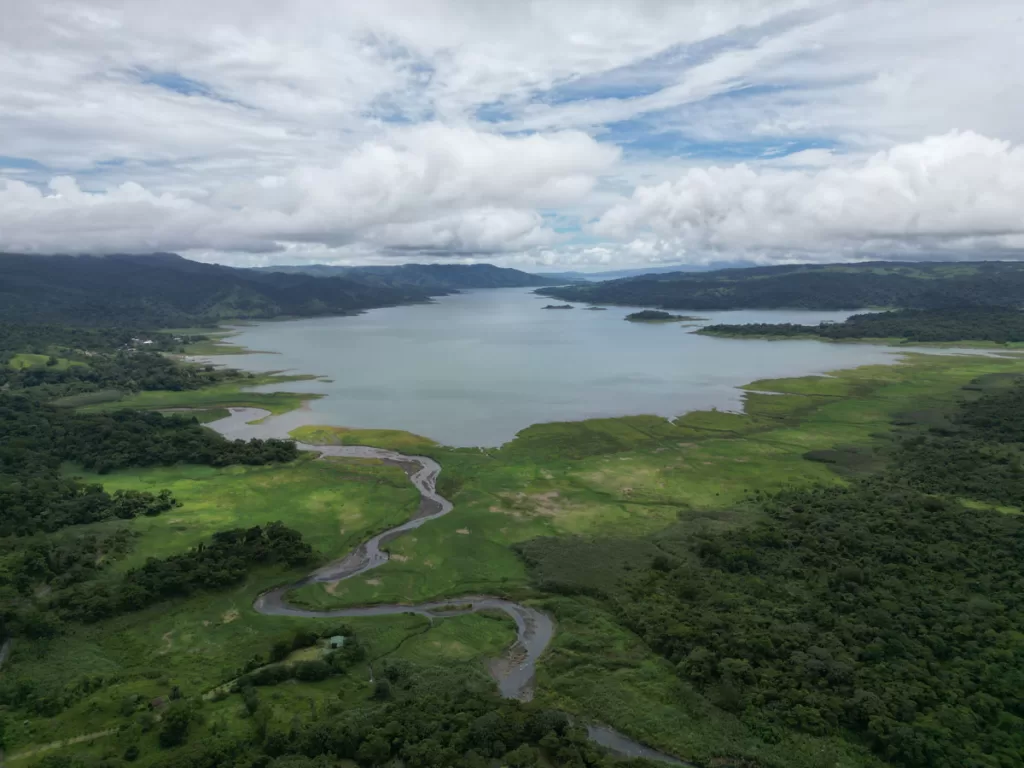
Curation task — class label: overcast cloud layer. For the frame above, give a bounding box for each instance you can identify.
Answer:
[2,0,1023,269]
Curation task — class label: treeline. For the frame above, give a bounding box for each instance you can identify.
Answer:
[520,381,1024,768]
[539,261,1024,311]
[0,252,434,327]
[0,351,231,401]
[52,523,312,625]
[0,396,296,536]
[0,323,181,356]
[701,307,1024,343]
[0,523,310,641]
[0,523,313,717]
[138,663,636,768]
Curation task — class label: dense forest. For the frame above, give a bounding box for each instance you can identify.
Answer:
[0,253,436,327]
[538,261,1024,311]
[520,380,1024,768]
[701,307,1024,343]
[137,663,641,768]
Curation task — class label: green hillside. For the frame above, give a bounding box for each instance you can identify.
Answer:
[538,261,1024,310]
[253,262,569,290]
[0,253,434,328]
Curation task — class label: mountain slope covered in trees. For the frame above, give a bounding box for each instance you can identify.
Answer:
[701,307,1024,343]
[253,262,568,290]
[0,253,435,327]
[538,261,1024,310]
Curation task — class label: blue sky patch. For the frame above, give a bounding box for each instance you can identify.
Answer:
[0,155,47,170]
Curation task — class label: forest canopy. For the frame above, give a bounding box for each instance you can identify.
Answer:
[519,379,1024,768]
[539,261,1024,311]
[700,307,1024,343]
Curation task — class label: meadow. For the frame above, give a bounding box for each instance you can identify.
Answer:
[6,353,86,370]
[75,370,323,415]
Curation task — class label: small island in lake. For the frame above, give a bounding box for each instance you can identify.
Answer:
[543,304,574,310]
[625,310,707,322]
[583,306,608,311]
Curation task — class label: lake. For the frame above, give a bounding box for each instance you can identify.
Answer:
[203,288,932,447]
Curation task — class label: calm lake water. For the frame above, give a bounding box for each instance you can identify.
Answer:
[204,288,931,446]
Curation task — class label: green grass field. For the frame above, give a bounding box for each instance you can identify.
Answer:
[72,371,323,415]
[291,425,438,453]
[7,352,86,370]
[65,455,419,569]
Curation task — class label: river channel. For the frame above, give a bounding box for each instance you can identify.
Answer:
[209,408,690,765]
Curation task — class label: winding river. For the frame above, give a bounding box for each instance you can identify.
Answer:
[209,407,688,765]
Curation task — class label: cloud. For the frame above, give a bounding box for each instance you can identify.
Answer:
[593,131,1024,261]
[0,124,617,255]
[2,1,1024,267]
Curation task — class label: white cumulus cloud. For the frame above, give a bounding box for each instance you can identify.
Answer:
[0,125,617,256]
[594,131,1024,260]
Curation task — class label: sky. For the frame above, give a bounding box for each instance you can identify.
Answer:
[2,0,1024,271]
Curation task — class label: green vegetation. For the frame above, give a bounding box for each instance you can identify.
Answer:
[0,396,296,537]
[69,457,419,569]
[283,351,1024,768]
[291,425,437,453]
[625,310,705,322]
[539,260,1024,310]
[701,307,1024,344]
[289,352,1023,609]
[82,371,322,416]
[0,252,440,327]
[7,353,85,370]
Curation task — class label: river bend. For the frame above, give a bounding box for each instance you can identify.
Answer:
[209,408,688,765]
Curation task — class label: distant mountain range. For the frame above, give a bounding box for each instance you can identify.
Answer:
[0,253,570,328]
[543,262,755,281]
[252,262,568,290]
[537,261,1024,310]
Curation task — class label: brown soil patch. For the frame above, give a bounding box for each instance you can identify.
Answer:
[456,528,471,535]
[221,609,240,624]
[364,578,381,586]
[390,553,409,562]
[497,490,563,516]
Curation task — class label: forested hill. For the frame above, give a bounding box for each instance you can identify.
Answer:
[0,252,434,327]
[537,261,1024,310]
[702,307,1024,344]
[252,262,568,290]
